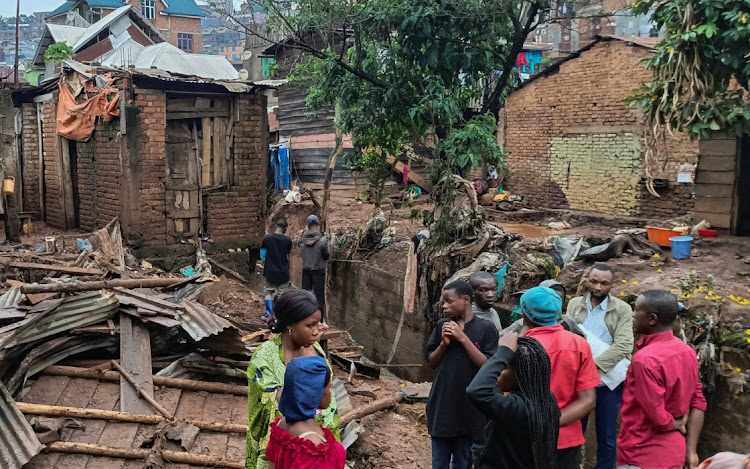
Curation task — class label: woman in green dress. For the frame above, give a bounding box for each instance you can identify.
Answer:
[245,289,340,469]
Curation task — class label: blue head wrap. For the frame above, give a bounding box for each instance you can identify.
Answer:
[520,286,562,326]
[279,355,329,423]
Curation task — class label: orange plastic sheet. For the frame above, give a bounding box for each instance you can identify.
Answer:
[56,81,120,142]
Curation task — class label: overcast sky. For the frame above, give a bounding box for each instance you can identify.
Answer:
[0,0,67,18]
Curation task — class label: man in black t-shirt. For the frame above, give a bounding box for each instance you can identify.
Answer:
[425,280,499,469]
[261,217,292,322]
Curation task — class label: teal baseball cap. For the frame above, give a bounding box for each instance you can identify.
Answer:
[520,287,562,326]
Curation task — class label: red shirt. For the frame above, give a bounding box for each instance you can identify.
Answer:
[617,331,707,469]
[266,419,346,469]
[525,324,601,449]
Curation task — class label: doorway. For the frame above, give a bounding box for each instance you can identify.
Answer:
[737,136,750,236]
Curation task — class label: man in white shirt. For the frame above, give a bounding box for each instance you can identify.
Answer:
[566,264,634,469]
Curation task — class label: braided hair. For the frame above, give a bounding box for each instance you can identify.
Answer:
[512,336,560,469]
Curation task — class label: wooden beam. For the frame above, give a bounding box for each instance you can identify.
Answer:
[41,366,248,396]
[166,109,230,120]
[339,392,404,426]
[16,402,247,434]
[201,117,212,186]
[118,316,155,415]
[10,262,104,275]
[385,155,433,192]
[20,278,190,294]
[45,442,244,469]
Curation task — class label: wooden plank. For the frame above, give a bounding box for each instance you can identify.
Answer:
[202,118,212,186]
[119,314,154,414]
[59,137,77,230]
[166,98,196,111]
[694,170,736,185]
[166,208,200,219]
[191,393,231,458]
[386,155,433,192]
[694,197,734,213]
[9,262,105,275]
[693,211,732,229]
[213,117,226,186]
[698,155,737,172]
[22,375,70,405]
[166,109,230,120]
[694,183,735,198]
[699,138,737,156]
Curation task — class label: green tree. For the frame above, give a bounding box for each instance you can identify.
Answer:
[44,42,75,63]
[629,0,750,139]
[217,0,592,243]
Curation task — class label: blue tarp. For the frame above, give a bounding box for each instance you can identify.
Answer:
[270,147,290,192]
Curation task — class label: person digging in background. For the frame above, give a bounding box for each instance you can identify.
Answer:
[466,331,560,469]
[245,289,339,469]
[521,287,600,469]
[616,290,706,469]
[566,264,634,469]
[299,215,329,316]
[470,271,503,331]
[425,280,499,469]
[261,217,293,323]
[266,356,346,469]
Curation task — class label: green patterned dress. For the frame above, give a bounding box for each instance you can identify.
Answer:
[245,335,340,469]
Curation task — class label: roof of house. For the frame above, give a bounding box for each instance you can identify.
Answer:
[48,24,87,45]
[47,0,206,19]
[134,42,239,80]
[162,0,207,17]
[47,1,76,18]
[73,5,166,51]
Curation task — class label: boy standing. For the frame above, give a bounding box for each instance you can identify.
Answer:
[261,218,292,321]
[617,290,706,469]
[522,287,600,469]
[469,271,502,331]
[426,280,499,469]
[299,215,329,315]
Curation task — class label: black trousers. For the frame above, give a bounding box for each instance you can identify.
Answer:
[302,269,326,315]
[557,445,582,469]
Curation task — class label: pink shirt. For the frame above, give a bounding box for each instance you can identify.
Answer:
[617,331,707,468]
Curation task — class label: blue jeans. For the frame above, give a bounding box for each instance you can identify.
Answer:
[582,384,624,469]
[431,436,472,469]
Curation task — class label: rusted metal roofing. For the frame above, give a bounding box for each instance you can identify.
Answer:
[0,382,43,469]
[177,300,236,342]
[0,290,119,353]
[0,287,23,309]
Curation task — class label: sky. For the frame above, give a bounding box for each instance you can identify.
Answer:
[0,0,67,18]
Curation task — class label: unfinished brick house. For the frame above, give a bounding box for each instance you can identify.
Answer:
[500,35,701,220]
[16,66,269,247]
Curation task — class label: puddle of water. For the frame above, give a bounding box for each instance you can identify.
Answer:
[498,223,562,238]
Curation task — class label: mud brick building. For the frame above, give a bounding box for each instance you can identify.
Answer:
[500,35,701,219]
[16,68,269,247]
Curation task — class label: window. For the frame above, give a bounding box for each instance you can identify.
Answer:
[232,46,236,52]
[178,33,194,53]
[141,0,155,19]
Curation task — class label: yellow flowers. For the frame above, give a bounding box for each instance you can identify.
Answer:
[658,269,663,274]
[667,46,673,53]
[621,292,626,297]
[632,281,639,286]
[735,367,742,373]
[743,15,748,24]
[745,330,750,336]
[653,254,660,258]
[691,24,696,29]
[671,289,676,294]
[622,280,627,284]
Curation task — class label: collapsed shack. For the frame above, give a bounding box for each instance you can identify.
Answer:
[13,60,269,247]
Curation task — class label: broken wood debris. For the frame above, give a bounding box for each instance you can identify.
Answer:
[45,442,245,469]
[20,277,193,294]
[340,391,404,426]
[16,402,247,434]
[9,262,105,275]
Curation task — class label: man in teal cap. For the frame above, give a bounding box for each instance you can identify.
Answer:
[523,287,601,469]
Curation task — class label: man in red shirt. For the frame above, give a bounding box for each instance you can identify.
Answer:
[521,287,600,469]
[617,290,706,469]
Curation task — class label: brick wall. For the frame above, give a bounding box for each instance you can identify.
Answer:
[20,103,41,215]
[166,16,202,53]
[41,93,65,228]
[75,121,122,231]
[135,88,168,245]
[502,39,699,218]
[206,93,268,244]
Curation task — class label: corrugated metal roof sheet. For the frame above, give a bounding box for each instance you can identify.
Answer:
[0,291,119,352]
[134,43,239,80]
[47,1,75,18]
[177,300,237,342]
[48,24,86,45]
[0,382,43,469]
[87,0,127,8]
[0,287,23,309]
[73,5,131,50]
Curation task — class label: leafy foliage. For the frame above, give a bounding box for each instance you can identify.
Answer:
[44,42,74,63]
[628,0,750,139]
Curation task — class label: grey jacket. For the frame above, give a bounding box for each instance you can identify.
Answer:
[566,294,634,373]
[299,231,329,271]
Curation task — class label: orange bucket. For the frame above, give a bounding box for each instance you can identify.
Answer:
[647,226,679,247]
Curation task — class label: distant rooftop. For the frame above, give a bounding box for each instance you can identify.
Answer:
[47,0,207,18]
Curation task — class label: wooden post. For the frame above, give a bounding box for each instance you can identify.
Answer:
[339,392,404,426]
[118,317,155,415]
[20,277,191,294]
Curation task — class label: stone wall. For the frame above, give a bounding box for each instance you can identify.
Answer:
[327,254,433,383]
[501,39,699,218]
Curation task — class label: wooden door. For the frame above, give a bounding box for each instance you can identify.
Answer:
[165,120,200,242]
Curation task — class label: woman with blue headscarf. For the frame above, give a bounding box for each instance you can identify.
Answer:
[266,355,346,469]
[246,289,339,469]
